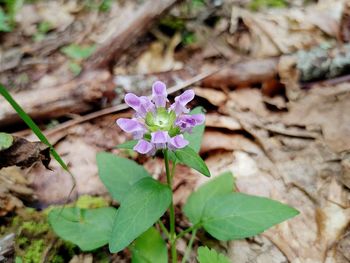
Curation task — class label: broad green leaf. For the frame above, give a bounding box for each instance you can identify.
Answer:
[130,227,167,263]
[174,146,210,177]
[184,106,205,153]
[202,193,299,240]
[0,84,70,173]
[184,172,234,224]
[96,152,149,202]
[109,177,172,253]
[0,132,13,151]
[61,44,96,60]
[49,207,118,251]
[197,247,230,263]
[117,140,138,150]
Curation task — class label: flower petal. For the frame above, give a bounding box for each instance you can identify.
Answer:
[190,114,205,125]
[125,93,155,117]
[139,96,156,115]
[116,118,146,139]
[170,90,195,115]
[151,131,168,144]
[168,135,189,150]
[151,131,168,149]
[133,140,155,155]
[152,81,168,108]
[125,93,141,109]
[175,113,205,133]
[178,90,194,105]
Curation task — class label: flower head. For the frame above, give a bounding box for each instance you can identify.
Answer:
[116,81,204,155]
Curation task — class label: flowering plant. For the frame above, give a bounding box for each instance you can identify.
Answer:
[49,81,298,262]
[116,81,204,155]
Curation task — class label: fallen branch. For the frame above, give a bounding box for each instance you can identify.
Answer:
[201,58,279,89]
[0,70,112,127]
[84,0,179,70]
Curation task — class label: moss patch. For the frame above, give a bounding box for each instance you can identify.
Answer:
[2,196,112,262]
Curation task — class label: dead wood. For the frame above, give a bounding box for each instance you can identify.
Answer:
[202,58,279,89]
[0,70,112,127]
[84,0,179,70]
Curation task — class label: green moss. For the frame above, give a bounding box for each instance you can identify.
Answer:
[159,16,186,31]
[21,221,49,236]
[50,254,64,263]
[5,197,110,262]
[75,195,109,209]
[18,236,28,247]
[23,239,45,263]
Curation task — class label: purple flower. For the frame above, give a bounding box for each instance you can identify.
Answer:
[175,114,205,133]
[151,131,168,149]
[170,90,195,115]
[168,135,189,151]
[116,81,204,155]
[134,139,155,155]
[125,94,155,118]
[116,118,147,139]
[152,81,168,108]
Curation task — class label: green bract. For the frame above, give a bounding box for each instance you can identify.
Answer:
[145,108,179,136]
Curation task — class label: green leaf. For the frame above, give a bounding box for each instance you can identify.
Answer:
[184,172,234,225]
[96,152,150,202]
[0,8,11,32]
[197,247,230,263]
[0,132,13,151]
[184,107,205,153]
[68,62,82,76]
[117,140,138,150]
[61,44,96,60]
[0,84,70,173]
[174,146,210,177]
[5,0,24,21]
[109,177,172,253]
[202,193,299,240]
[130,227,167,263]
[49,207,118,251]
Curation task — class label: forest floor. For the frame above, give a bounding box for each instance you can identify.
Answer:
[0,0,350,262]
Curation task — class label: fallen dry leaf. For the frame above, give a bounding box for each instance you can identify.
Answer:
[205,113,241,130]
[229,0,346,57]
[136,33,183,74]
[0,136,50,169]
[282,84,350,153]
[194,86,227,106]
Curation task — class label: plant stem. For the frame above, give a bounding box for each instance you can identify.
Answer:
[164,150,177,262]
[158,220,170,239]
[176,223,200,240]
[181,228,198,263]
